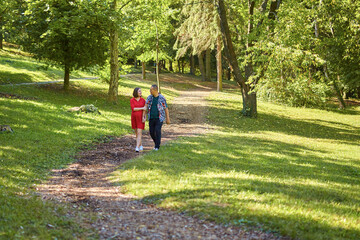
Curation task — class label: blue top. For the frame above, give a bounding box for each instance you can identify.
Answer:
[146,94,168,122]
[150,96,159,119]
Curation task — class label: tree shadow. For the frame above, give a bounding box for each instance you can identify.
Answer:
[0,71,33,84]
[114,132,360,239]
[0,89,130,192]
[136,187,359,239]
[207,102,359,146]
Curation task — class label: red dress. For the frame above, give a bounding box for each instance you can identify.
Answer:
[130,97,145,130]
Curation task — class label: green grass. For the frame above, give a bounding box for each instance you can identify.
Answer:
[0,54,178,238]
[112,91,360,240]
[0,47,91,84]
[2,45,360,239]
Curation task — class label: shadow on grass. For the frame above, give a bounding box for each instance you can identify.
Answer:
[207,103,359,145]
[113,99,359,239]
[115,132,359,239]
[0,56,63,83]
[0,88,130,192]
[138,187,359,240]
[0,71,33,84]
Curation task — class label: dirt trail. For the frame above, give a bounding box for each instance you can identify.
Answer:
[37,88,287,240]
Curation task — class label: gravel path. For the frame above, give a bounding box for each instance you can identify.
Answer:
[37,89,290,240]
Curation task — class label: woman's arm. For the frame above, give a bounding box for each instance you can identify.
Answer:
[133,106,146,111]
[142,110,146,122]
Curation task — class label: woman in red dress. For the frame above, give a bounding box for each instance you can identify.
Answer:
[130,87,146,152]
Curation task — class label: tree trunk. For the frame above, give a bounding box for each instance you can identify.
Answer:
[217,35,223,92]
[227,65,231,80]
[205,48,211,81]
[177,60,181,73]
[0,17,3,50]
[107,0,119,103]
[155,20,160,92]
[64,63,70,91]
[324,66,346,109]
[335,75,346,109]
[181,58,185,73]
[217,0,256,117]
[268,0,278,20]
[190,55,195,75]
[243,92,257,117]
[63,40,70,91]
[142,61,146,80]
[169,60,173,72]
[198,52,206,81]
[0,32,3,50]
[245,1,255,80]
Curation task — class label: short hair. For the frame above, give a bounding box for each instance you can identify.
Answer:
[133,87,140,98]
[151,84,158,91]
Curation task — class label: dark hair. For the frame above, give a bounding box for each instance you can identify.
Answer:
[133,87,140,98]
[151,84,158,91]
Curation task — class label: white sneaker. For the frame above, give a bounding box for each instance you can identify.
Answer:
[135,147,139,152]
[139,146,143,151]
[153,148,159,151]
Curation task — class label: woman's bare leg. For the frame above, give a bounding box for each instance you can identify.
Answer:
[136,128,142,148]
[135,129,138,148]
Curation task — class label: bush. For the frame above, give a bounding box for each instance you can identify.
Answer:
[258,75,329,107]
[257,45,330,107]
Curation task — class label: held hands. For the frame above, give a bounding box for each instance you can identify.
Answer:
[142,115,146,123]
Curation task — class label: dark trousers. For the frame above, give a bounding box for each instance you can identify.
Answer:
[149,118,163,149]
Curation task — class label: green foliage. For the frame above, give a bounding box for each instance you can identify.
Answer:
[257,44,329,107]
[174,0,219,57]
[114,89,360,240]
[315,0,360,92]
[124,0,179,62]
[1,0,28,44]
[22,0,109,72]
[255,0,360,106]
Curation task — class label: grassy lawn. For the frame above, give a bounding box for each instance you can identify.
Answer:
[0,58,178,238]
[112,91,360,240]
[2,46,359,239]
[0,46,91,85]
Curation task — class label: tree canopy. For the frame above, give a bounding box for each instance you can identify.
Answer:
[22,0,110,90]
[3,0,360,110]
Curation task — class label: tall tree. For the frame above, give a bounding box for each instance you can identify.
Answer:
[315,1,360,108]
[107,0,133,103]
[125,0,178,92]
[0,2,8,49]
[0,0,26,49]
[108,0,120,102]
[23,0,109,91]
[216,34,222,91]
[205,48,211,81]
[217,0,252,116]
[256,0,360,107]
[175,0,219,82]
[216,0,281,117]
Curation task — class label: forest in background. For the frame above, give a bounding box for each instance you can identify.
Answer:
[1,1,360,239]
[1,0,360,116]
